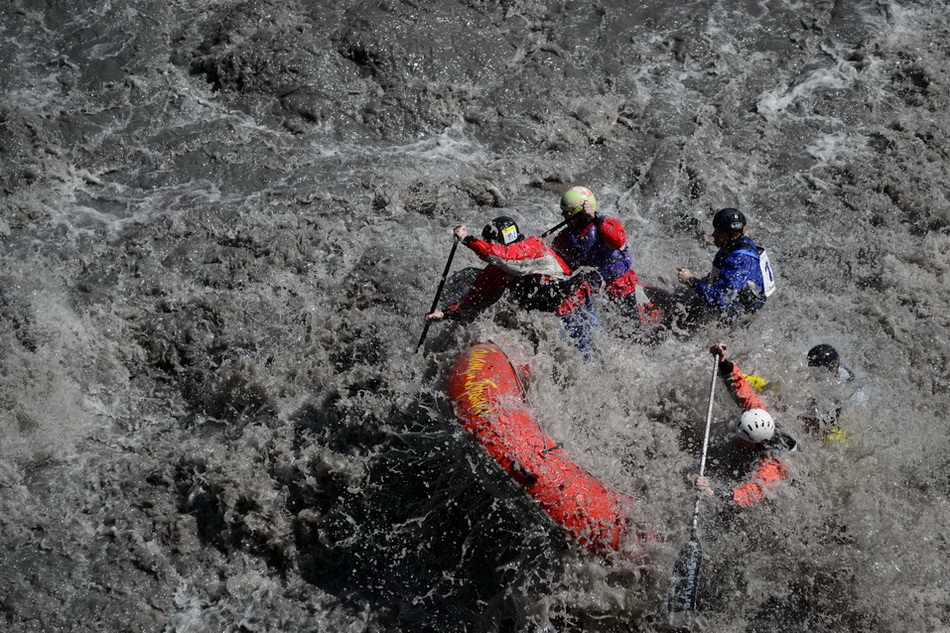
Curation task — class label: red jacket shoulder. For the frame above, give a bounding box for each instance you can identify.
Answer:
[598,217,627,250]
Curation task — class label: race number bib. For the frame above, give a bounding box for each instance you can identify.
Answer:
[759,250,776,297]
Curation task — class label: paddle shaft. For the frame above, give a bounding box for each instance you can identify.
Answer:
[691,354,719,535]
[416,239,460,353]
[540,219,567,238]
[416,219,563,352]
[669,354,719,614]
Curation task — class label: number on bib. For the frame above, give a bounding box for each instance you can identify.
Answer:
[759,251,776,297]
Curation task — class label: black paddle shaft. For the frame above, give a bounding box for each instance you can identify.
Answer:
[415,239,459,353]
[540,218,567,238]
[416,219,563,353]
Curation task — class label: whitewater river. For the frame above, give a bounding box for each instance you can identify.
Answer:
[1,0,948,631]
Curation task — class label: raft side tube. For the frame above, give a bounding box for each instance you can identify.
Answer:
[446,341,644,554]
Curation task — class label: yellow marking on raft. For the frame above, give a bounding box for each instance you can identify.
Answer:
[458,346,498,415]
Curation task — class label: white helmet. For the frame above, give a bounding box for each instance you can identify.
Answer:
[736,409,775,443]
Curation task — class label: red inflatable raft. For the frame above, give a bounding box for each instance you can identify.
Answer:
[446,341,643,554]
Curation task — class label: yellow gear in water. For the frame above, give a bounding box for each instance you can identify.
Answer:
[742,373,771,393]
[824,426,849,445]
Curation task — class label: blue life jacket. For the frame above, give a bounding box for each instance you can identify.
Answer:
[698,236,775,314]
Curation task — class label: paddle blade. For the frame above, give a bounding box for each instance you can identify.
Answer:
[668,538,703,613]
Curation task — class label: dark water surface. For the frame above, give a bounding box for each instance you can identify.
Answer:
[1,1,948,631]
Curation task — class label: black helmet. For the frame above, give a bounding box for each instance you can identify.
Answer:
[807,344,839,368]
[482,216,521,245]
[712,208,746,232]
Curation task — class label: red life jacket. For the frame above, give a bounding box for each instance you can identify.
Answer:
[733,456,789,506]
[720,358,793,507]
[552,216,637,296]
[450,236,590,317]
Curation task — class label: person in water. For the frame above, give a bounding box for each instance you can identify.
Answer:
[424,216,596,359]
[696,343,798,507]
[676,208,776,325]
[806,343,856,382]
[800,343,861,443]
[551,186,659,327]
[742,343,860,444]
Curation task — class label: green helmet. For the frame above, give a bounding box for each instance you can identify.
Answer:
[560,186,597,215]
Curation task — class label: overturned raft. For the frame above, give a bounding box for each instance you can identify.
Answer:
[446,341,642,554]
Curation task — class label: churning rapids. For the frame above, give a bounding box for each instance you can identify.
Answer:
[2,0,949,631]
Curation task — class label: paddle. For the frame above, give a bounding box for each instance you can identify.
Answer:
[415,239,459,353]
[540,218,567,238]
[416,218,563,353]
[668,353,719,616]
